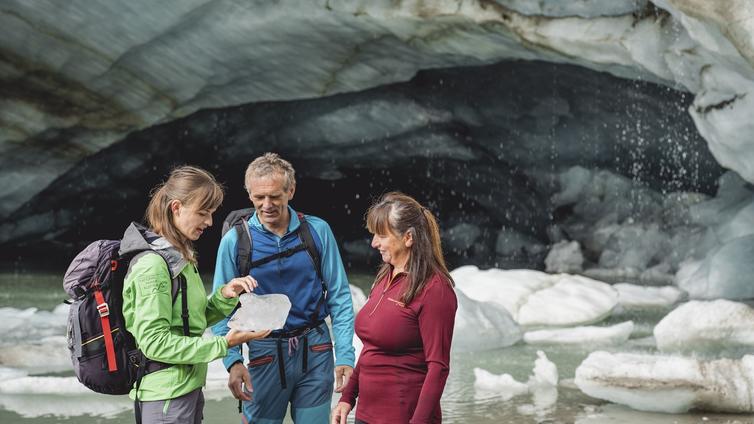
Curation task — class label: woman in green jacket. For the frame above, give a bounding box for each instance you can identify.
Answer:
[122,165,270,424]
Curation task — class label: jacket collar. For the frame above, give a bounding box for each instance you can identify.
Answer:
[119,222,188,278]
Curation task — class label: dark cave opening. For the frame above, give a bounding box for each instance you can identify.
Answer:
[0,60,726,274]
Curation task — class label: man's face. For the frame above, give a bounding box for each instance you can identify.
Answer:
[248,174,295,231]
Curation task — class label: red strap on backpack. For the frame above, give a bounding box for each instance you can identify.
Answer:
[93,286,117,372]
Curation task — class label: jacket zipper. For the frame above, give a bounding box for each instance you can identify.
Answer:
[368,272,404,316]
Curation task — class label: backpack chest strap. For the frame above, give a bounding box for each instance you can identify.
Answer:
[248,243,308,268]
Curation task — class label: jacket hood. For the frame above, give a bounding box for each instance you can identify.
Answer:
[119,222,187,278]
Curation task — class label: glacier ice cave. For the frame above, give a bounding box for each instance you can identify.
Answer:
[2,0,754,420]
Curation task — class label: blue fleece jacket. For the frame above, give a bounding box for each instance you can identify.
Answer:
[212,206,355,368]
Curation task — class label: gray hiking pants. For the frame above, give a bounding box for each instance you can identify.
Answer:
[137,388,204,424]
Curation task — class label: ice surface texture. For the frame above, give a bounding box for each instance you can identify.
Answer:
[474,350,558,415]
[454,290,522,352]
[575,351,754,413]
[452,265,618,327]
[524,321,634,346]
[228,293,291,332]
[654,299,754,354]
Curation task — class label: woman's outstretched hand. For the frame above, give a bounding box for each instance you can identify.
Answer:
[221,275,258,299]
[331,402,352,424]
[225,328,271,347]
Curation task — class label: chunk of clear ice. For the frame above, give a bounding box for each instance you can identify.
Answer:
[228,293,291,332]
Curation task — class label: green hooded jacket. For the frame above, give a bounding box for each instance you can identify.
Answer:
[120,223,238,401]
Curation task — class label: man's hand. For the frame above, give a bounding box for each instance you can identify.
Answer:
[331,401,352,424]
[228,362,253,401]
[334,365,353,393]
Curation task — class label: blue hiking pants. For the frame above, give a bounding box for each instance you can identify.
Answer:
[242,322,334,424]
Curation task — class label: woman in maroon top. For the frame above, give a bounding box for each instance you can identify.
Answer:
[332,192,457,424]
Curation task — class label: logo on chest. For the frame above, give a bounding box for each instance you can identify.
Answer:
[387,297,406,308]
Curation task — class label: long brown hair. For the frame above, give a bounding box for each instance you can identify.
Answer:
[365,192,454,304]
[145,166,224,264]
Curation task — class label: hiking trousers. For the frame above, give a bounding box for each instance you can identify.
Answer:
[137,388,204,424]
[241,322,334,424]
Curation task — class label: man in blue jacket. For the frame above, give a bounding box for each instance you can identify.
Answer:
[212,153,355,423]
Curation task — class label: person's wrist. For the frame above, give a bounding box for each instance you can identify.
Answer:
[220,285,232,299]
[227,359,244,372]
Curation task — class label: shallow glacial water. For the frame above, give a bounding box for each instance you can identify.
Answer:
[0,270,752,424]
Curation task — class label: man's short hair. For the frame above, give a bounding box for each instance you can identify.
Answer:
[245,152,296,192]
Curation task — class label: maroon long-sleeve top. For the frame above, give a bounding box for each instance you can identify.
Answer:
[339,271,457,424]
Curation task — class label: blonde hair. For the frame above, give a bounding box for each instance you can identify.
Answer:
[145,166,224,264]
[366,192,454,304]
[244,152,296,192]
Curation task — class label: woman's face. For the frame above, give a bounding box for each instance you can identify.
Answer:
[171,200,216,241]
[371,229,412,269]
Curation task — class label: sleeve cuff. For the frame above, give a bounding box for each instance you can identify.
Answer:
[334,357,355,368]
[212,286,239,314]
[334,345,356,368]
[225,359,244,372]
[338,393,357,407]
[221,340,243,371]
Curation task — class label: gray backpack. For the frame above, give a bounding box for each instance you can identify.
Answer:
[63,238,188,395]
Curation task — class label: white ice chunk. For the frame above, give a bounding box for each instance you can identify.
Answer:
[598,223,667,271]
[0,367,26,381]
[654,299,754,354]
[575,351,754,413]
[0,336,70,373]
[474,350,558,407]
[350,285,367,314]
[517,275,618,327]
[452,266,618,327]
[453,290,521,352]
[473,368,529,400]
[614,284,684,309]
[0,306,71,372]
[529,350,558,387]
[524,321,633,346]
[228,293,291,332]
[676,234,754,299]
[0,305,68,343]
[452,265,550,319]
[0,376,92,395]
[520,351,559,417]
[545,240,584,273]
[352,332,363,359]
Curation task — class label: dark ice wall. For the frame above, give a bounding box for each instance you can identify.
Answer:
[0,60,723,269]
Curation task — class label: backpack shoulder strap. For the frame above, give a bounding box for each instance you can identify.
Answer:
[234,219,253,277]
[223,208,255,277]
[296,213,329,326]
[178,273,189,337]
[296,213,324,283]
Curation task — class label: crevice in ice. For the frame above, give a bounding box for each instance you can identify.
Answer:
[696,93,746,115]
